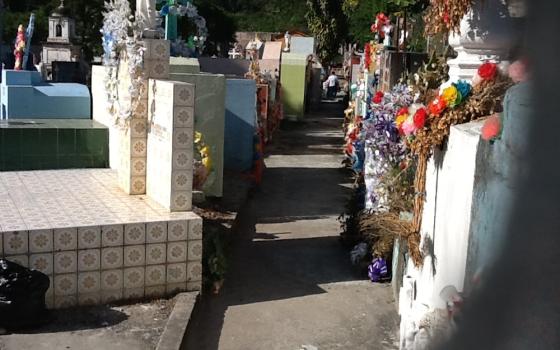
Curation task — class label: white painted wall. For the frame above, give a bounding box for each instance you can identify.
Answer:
[399,121,484,348]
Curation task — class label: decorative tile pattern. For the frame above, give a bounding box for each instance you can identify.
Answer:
[78,271,101,294]
[3,231,28,256]
[54,251,77,274]
[168,221,188,241]
[131,158,147,176]
[188,218,203,240]
[167,263,187,283]
[172,150,192,170]
[170,191,192,212]
[54,274,77,296]
[54,295,77,309]
[79,293,101,306]
[173,107,194,128]
[54,228,78,251]
[166,283,187,295]
[7,255,28,268]
[123,267,145,289]
[173,128,194,150]
[101,290,123,304]
[144,285,166,299]
[29,230,53,253]
[0,169,204,307]
[101,247,124,270]
[123,288,144,300]
[172,171,192,192]
[30,253,54,275]
[124,245,146,267]
[102,225,124,247]
[130,119,147,137]
[146,222,167,243]
[186,281,202,292]
[78,227,101,249]
[188,240,203,262]
[78,249,101,272]
[167,242,187,263]
[101,269,123,291]
[144,39,170,60]
[174,84,195,107]
[145,59,170,79]
[146,243,166,265]
[130,176,147,195]
[187,262,202,282]
[145,265,166,286]
[131,139,147,157]
[125,224,146,245]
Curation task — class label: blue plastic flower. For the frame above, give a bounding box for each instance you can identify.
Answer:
[160,4,170,16]
[454,80,472,100]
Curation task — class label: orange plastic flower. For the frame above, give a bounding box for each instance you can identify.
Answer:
[429,97,447,116]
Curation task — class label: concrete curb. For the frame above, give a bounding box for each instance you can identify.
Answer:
[156,292,199,350]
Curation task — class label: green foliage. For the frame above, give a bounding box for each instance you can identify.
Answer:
[346,0,385,46]
[192,0,237,56]
[2,0,105,62]
[305,0,348,64]
[204,0,307,32]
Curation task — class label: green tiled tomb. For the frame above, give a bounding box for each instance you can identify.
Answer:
[0,119,109,171]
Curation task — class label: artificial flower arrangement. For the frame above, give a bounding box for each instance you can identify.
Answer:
[401,61,514,267]
[370,13,389,40]
[193,131,213,190]
[408,61,513,155]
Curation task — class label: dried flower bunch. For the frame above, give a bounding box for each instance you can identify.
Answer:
[408,63,514,156]
[424,0,473,35]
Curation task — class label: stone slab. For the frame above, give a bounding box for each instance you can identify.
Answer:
[224,79,257,172]
[156,292,199,350]
[169,73,226,197]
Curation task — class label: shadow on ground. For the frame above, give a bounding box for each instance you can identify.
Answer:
[182,101,398,350]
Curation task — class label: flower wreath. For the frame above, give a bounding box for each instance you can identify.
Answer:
[101,0,209,125]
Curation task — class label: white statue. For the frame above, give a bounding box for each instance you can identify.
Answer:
[382,19,393,47]
[136,0,157,33]
[283,31,291,52]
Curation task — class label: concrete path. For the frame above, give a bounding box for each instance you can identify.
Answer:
[183,103,399,350]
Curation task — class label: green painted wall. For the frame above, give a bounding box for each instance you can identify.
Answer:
[281,54,308,120]
[169,73,226,197]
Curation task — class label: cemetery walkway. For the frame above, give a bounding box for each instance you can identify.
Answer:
[183,102,399,350]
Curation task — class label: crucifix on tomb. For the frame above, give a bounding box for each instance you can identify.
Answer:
[136,0,188,40]
[164,0,189,41]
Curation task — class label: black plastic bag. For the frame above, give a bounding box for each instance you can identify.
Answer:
[0,259,50,329]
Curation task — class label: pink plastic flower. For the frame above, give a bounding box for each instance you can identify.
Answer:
[508,59,529,83]
[402,117,416,136]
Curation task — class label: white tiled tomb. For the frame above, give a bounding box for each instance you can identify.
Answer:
[0,169,203,309]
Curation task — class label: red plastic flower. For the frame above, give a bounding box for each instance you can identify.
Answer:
[396,107,409,117]
[481,114,502,141]
[429,97,447,116]
[413,108,427,129]
[373,91,384,104]
[478,62,498,81]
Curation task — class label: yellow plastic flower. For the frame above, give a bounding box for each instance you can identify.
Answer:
[194,131,202,144]
[442,85,458,105]
[201,146,212,170]
[396,114,408,127]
